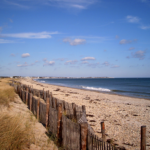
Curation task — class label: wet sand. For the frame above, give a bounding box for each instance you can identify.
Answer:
[19,78,150,150]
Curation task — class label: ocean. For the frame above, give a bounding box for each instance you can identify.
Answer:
[35,78,150,99]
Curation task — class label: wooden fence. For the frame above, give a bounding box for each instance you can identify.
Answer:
[10,81,147,150]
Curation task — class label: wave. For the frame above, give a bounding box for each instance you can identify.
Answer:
[40,80,45,83]
[82,86,111,92]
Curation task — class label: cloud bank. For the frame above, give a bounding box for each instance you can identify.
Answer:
[120,39,137,44]
[0,31,58,39]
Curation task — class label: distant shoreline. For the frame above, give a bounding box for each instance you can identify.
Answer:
[34,78,150,100]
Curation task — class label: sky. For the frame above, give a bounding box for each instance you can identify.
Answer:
[0,0,150,77]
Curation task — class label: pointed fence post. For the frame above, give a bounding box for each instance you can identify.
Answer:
[80,122,88,150]
[141,126,146,150]
[101,122,106,141]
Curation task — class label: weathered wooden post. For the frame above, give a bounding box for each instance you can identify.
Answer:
[141,126,146,150]
[72,103,77,121]
[82,105,86,113]
[17,85,19,94]
[26,88,28,105]
[80,122,88,150]
[23,91,25,103]
[55,98,57,109]
[43,88,44,99]
[46,94,50,128]
[30,93,32,111]
[33,89,35,96]
[19,86,21,98]
[101,122,106,141]
[57,103,62,145]
[37,93,40,120]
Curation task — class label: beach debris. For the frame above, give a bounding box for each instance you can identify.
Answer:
[86,114,94,117]
[126,103,131,105]
[65,94,69,96]
[89,120,96,122]
[55,88,60,91]
[68,91,78,94]
[123,142,135,147]
[84,96,90,100]
[89,100,93,103]
[132,114,138,116]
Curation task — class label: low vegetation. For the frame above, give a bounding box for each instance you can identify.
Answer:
[0,112,33,150]
[0,78,33,150]
[0,78,16,107]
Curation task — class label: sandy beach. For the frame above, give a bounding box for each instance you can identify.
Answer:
[19,78,150,150]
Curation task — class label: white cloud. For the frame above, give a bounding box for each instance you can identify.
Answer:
[111,65,119,68]
[81,61,88,64]
[43,59,55,66]
[17,62,32,67]
[0,39,14,43]
[81,57,95,60]
[71,4,86,9]
[120,39,137,44]
[48,61,55,65]
[43,58,48,62]
[1,31,58,39]
[132,50,146,60]
[3,0,97,10]
[129,47,135,50]
[140,25,150,30]
[46,0,97,9]
[65,60,78,65]
[126,15,140,23]
[102,61,110,66]
[22,53,30,58]
[63,38,86,46]
[4,0,30,9]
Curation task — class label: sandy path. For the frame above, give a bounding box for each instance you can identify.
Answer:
[19,78,150,150]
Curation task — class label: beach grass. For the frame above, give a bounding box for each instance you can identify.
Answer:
[0,78,33,149]
[0,78,16,107]
[0,112,33,150]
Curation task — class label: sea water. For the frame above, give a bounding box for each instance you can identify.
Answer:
[35,78,150,99]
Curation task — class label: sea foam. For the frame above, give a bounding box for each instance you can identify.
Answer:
[82,86,111,92]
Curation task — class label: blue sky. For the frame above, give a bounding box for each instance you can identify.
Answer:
[0,0,150,77]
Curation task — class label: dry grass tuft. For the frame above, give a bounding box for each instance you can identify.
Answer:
[0,79,16,107]
[0,112,33,150]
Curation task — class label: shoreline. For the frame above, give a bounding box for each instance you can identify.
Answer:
[19,78,150,150]
[34,79,150,101]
